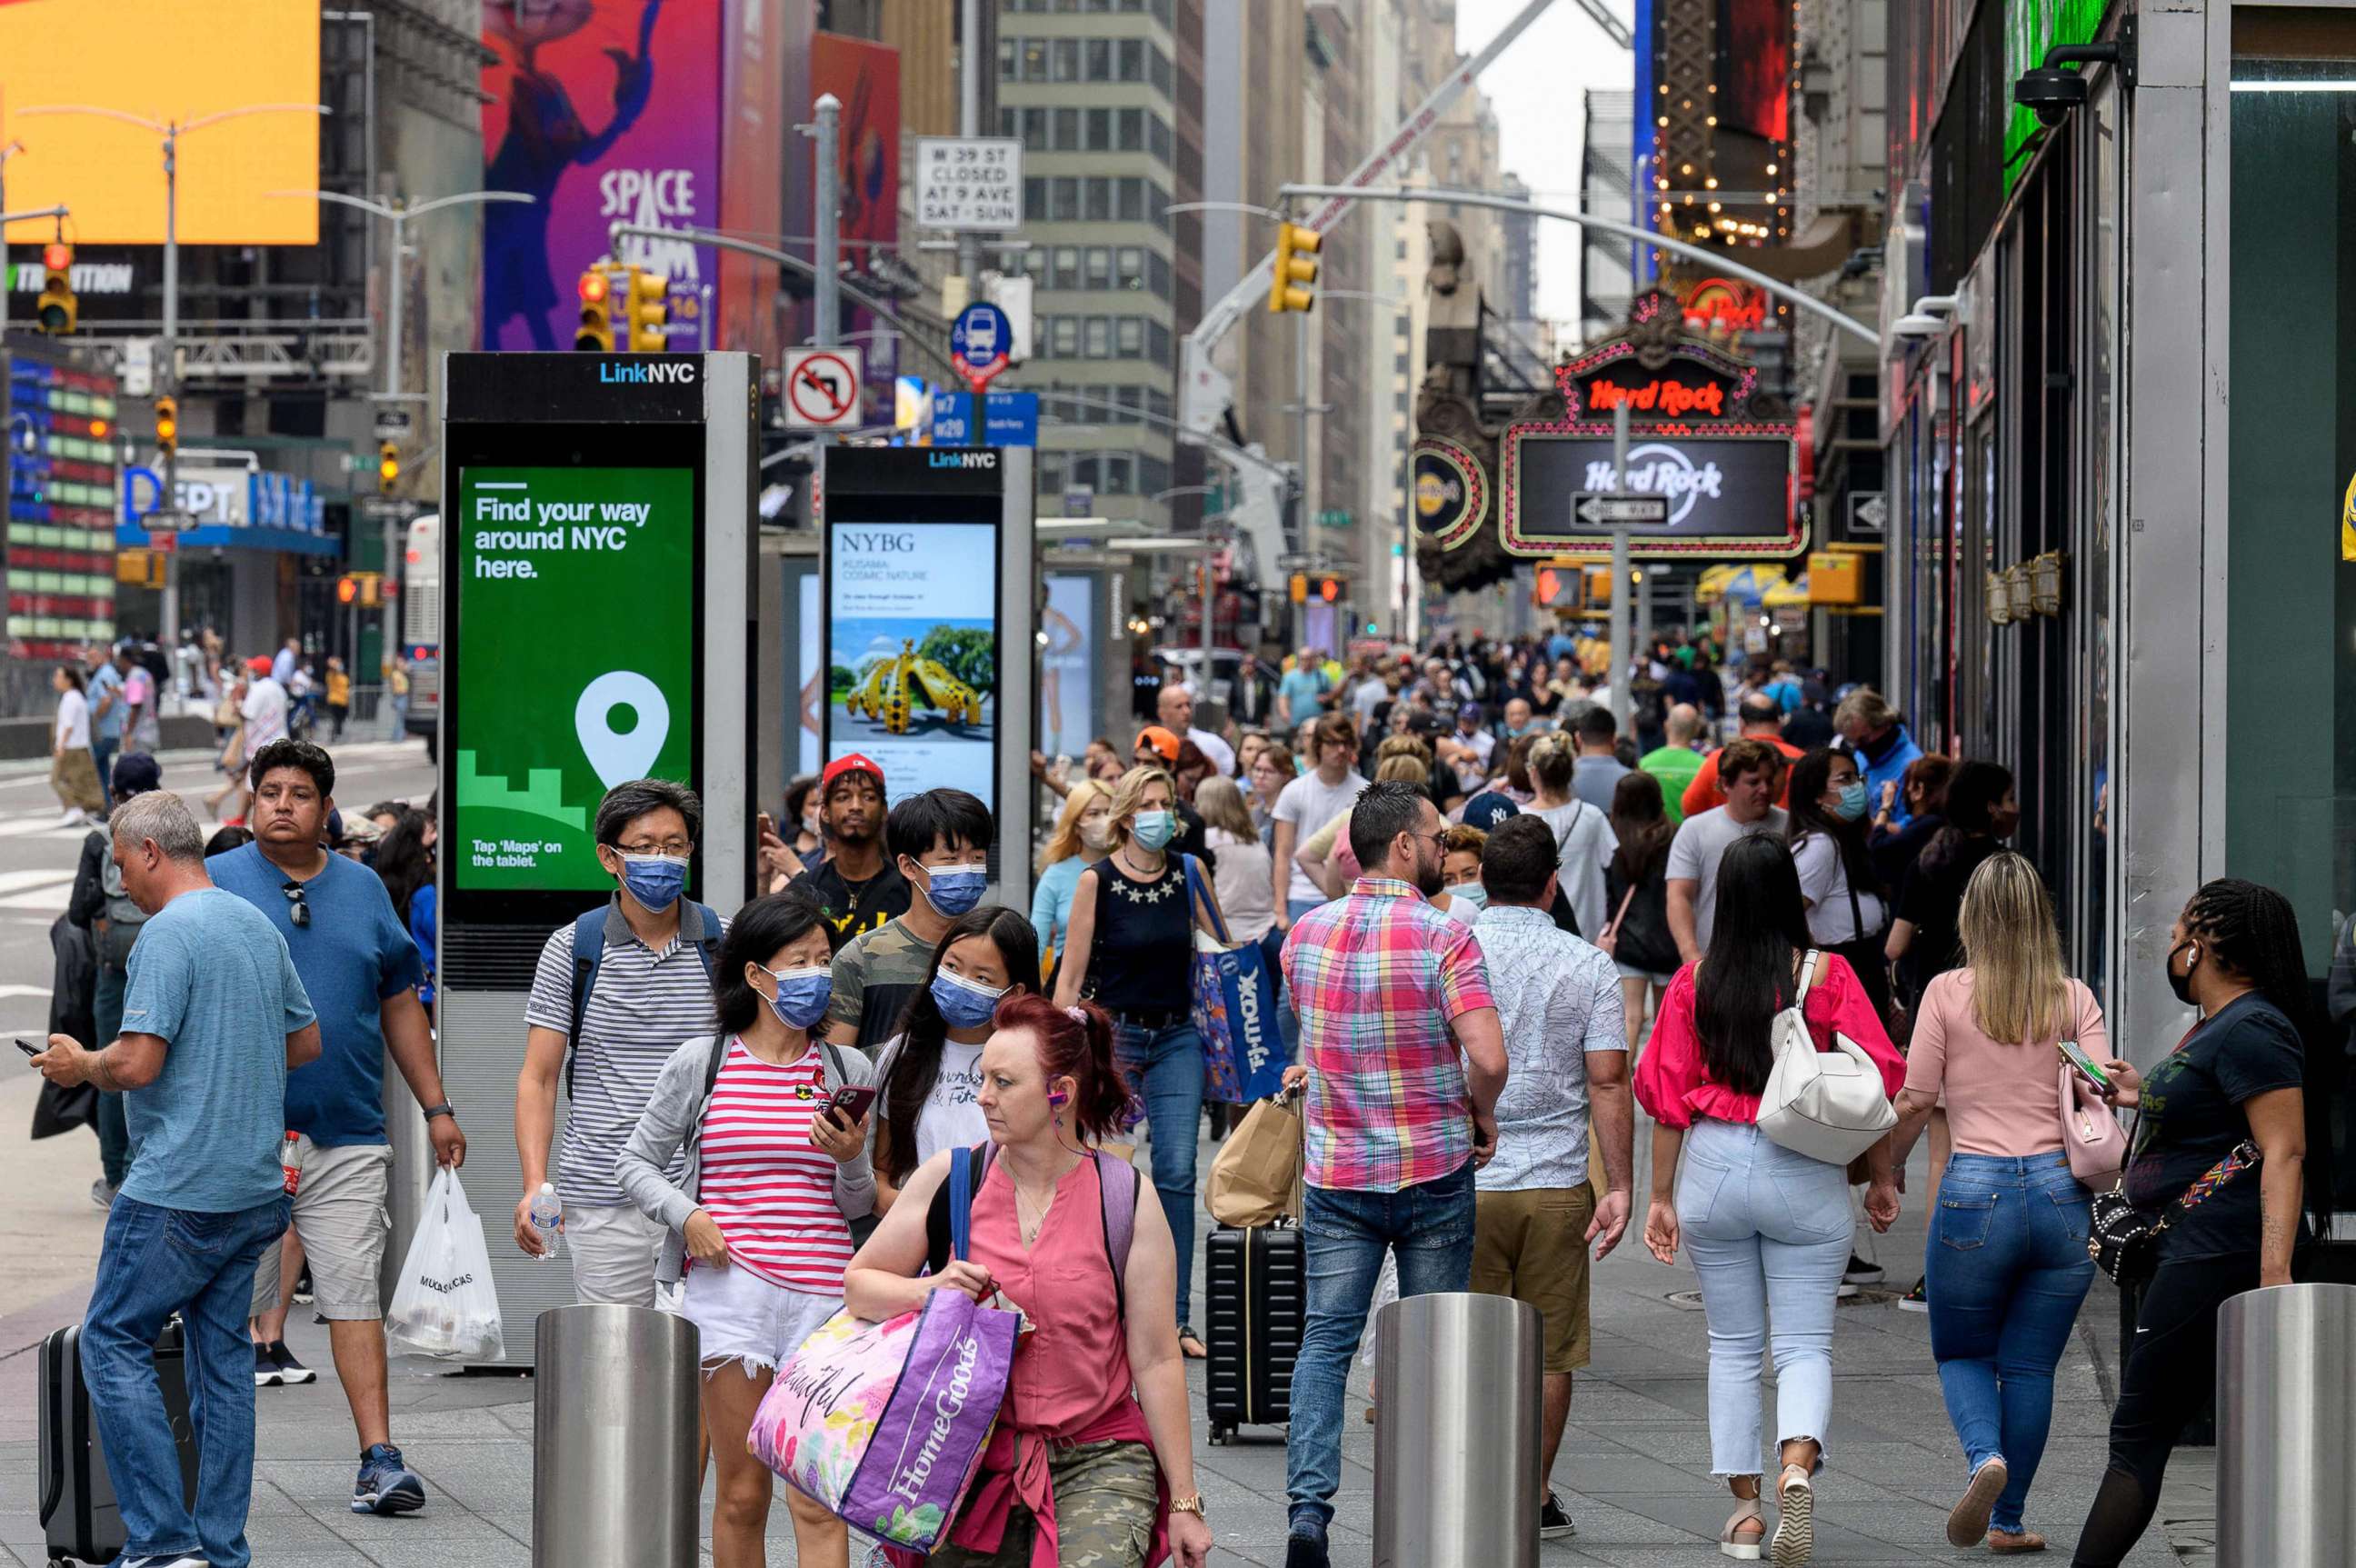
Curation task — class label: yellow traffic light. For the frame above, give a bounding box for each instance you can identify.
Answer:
[1289,573,1309,604]
[1266,222,1322,314]
[36,242,75,334]
[155,396,179,459]
[625,266,669,353]
[574,266,615,352]
[378,442,400,495]
[359,572,382,609]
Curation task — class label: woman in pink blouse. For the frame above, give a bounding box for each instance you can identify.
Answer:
[1634,835,1904,1565]
[1890,852,2105,1554]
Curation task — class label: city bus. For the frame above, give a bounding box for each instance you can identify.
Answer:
[402,513,440,757]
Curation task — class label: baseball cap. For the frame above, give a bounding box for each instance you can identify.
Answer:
[1461,791,1522,832]
[246,655,272,675]
[110,752,163,799]
[1134,725,1181,764]
[1457,701,1483,723]
[821,753,885,799]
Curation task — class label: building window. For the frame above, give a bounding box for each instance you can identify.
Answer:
[1148,184,1169,232]
[1069,453,1099,488]
[1142,455,1171,495]
[1084,247,1112,288]
[1146,320,1171,365]
[999,107,1017,136]
[1084,178,1111,221]
[1087,107,1112,151]
[1052,317,1079,357]
[1149,115,1172,165]
[1116,316,1144,356]
[1025,39,1051,79]
[1085,316,1111,358]
[1117,177,1144,222]
[1051,177,1080,221]
[1149,252,1172,298]
[1116,245,1145,290]
[1024,176,1044,216]
[1024,108,1051,149]
[1150,45,1172,95]
[1038,455,1066,493]
[1104,454,1134,495]
[1085,38,1111,79]
[1053,106,1081,149]
[1117,108,1144,150]
[1052,246,1080,289]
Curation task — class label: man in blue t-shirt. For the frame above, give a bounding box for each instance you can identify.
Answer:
[210,738,463,1519]
[1278,644,1332,729]
[36,789,319,1568]
[86,644,127,810]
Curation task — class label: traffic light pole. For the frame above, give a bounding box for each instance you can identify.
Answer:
[1608,400,1631,734]
[160,123,180,653]
[813,95,841,349]
[958,0,983,293]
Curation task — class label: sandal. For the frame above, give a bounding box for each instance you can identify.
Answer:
[1989,1530,2048,1554]
[1772,1463,1814,1567]
[1947,1455,2010,1546]
[1178,1326,1207,1359]
[1718,1494,1763,1561]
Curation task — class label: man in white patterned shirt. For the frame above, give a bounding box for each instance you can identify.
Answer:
[1469,813,1633,1541]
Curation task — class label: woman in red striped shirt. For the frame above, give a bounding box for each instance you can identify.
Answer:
[619,892,878,1568]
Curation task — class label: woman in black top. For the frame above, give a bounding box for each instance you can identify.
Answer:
[1602,770,1682,1056]
[1886,760,2016,1012]
[2069,879,2312,1568]
[1053,763,1229,1358]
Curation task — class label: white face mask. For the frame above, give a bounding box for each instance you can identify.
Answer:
[1080,816,1114,850]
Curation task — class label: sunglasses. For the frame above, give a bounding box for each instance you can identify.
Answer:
[281,878,310,929]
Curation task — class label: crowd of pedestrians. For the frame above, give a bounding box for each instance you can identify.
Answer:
[28,628,2333,1568]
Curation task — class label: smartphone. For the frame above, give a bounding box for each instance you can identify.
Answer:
[16,1038,43,1058]
[2057,1039,2111,1091]
[825,1084,878,1126]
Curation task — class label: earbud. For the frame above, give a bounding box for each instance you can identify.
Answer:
[1048,1091,1069,1106]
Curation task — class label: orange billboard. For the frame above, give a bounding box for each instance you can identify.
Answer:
[0,0,322,245]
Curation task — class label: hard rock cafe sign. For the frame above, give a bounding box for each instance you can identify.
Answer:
[1679,275,1771,334]
[1412,435,1487,551]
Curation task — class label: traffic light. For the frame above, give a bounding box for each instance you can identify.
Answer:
[378,442,400,496]
[1319,577,1340,603]
[625,266,668,353]
[35,242,75,334]
[336,574,359,605]
[155,396,178,460]
[1266,222,1322,314]
[1289,573,1309,604]
[574,266,615,352]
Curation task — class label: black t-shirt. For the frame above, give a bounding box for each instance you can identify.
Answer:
[1085,855,1193,1014]
[2122,993,2304,1260]
[1895,834,2001,1004]
[794,858,911,953]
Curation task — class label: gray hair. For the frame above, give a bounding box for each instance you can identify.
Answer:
[110,791,205,864]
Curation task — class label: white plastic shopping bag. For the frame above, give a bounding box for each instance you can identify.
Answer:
[385,1167,505,1362]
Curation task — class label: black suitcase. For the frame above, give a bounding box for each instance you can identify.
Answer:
[1203,1222,1305,1443]
[38,1320,198,1566]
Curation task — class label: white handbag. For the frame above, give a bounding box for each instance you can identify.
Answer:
[1755,950,1898,1165]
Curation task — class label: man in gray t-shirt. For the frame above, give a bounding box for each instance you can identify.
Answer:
[1664,739,1791,961]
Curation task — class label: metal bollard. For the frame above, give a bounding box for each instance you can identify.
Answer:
[2217,1282,2356,1568]
[534,1304,702,1568]
[1372,1291,1542,1568]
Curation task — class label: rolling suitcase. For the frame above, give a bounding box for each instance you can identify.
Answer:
[38,1320,198,1566]
[1203,1221,1305,1443]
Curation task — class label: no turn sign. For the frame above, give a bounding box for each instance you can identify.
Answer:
[784,346,864,430]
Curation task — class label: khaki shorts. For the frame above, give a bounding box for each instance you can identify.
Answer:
[1472,1185,1595,1375]
[566,1202,668,1309]
[251,1138,393,1321]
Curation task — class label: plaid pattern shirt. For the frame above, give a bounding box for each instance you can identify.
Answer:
[1282,876,1497,1193]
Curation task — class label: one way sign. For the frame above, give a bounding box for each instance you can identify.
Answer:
[1572,492,1670,527]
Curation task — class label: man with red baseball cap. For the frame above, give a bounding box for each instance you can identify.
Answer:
[789,753,908,951]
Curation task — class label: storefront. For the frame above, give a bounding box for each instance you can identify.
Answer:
[115,463,342,661]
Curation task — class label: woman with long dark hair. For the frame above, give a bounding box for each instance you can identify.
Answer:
[2069,880,2315,1568]
[1634,835,1905,1565]
[1602,769,1682,1056]
[1786,748,1892,1024]
[871,905,1040,1211]
[374,809,438,1008]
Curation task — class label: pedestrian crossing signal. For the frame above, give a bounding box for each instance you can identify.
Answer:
[1266,223,1322,314]
[36,242,75,335]
[337,574,359,604]
[575,267,615,352]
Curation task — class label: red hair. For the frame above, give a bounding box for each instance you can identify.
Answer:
[992,994,1133,1141]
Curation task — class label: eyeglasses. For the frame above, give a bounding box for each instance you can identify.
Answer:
[618,838,694,857]
[281,878,310,929]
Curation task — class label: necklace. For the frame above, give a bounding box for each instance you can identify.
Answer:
[1117,844,1164,880]
[1012,1178,1058,1246]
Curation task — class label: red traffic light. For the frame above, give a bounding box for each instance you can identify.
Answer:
[42,243,71,271]
[578,270,610,303]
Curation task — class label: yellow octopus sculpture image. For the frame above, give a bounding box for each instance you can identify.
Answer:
[843,639,985,734]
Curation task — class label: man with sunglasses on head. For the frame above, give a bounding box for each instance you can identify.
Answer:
[208,737,462,1519]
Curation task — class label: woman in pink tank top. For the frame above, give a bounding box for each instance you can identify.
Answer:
[846,995,1213,1568]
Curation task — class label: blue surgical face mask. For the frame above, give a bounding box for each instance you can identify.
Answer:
[1446,881,1489,914]
[931,967,1008,1031]
[1832,782,1870,822]
[618,853,689,912]
[915,864,988,917]
[761,964,834,1030]
[1132,809,1176,852]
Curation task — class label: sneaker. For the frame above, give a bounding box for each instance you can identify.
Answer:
[90,1178,118,1211]
[352,1443,426,1515]
[1835,1282,1860,1300]
[122,1556,210,1568]
[58,807,88,826]
[268,1341,317,1385]
[1842,1253,1883,1284]
[253,1343,282,1389]
[1898,1276,1930,1313]
[1541,1491,1578,1538]
[293,1264,314,1305]
[1283,1532,1331,1568]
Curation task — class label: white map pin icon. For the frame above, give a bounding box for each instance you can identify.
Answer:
[574,671,672,789]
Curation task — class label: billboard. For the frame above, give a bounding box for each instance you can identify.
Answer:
[719,0,790,366]
[481,0,724,352]
[826,520,999,814]
[1502,431,1800,559]
[0,0,321,245]
[810,34,901,265]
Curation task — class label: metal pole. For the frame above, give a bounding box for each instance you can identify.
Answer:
[957,0,983,292]
[159,124,180,654]
[381,207,404,644]
[1201,531,1215,683]
[813,95,841,350]
[1293,313,1310,648]
[1607,400,1630,732]
[697,283,712,351]
[1,147,11,336]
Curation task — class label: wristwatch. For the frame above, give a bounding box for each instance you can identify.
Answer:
[1170,1494,1207,1518]
[421,1103,455,1122]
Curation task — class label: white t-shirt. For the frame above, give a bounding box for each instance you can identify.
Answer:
[871,1032,990,1173]
[55,688,90,750]
[1204,825,1276,943]
[1272,768,1368,904]
[242,677,289,751]
[1791,831,1887,945]
[1349,677,1389,724]
[1666,804,1792,954]
[1529,799,1613,940]
[1188,726,1236,778]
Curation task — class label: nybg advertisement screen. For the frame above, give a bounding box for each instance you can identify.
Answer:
[454,464,697,892]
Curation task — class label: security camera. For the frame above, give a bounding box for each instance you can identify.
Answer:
[2014,66,2089,128]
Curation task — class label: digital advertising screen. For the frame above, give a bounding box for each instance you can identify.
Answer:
[454,464,698,893]
[824,519,999,814]
[1039,573,1095,764]
[1504,431,1799,558]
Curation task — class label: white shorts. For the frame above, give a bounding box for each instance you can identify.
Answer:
[682,1259,842,1376]
[565,1202,668,1309]
[1615,962,1676,987]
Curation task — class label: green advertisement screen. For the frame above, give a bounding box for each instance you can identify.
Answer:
[453,464,696,893]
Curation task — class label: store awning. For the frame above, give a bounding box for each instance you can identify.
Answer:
[1696,564,1789,604]
[1763,574,1812,609]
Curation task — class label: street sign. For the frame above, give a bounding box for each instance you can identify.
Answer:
[143,509,195,534]
[950,303,1013,394]
[373,407,414,442]
[1572,492,1671,527]
[931,391,974,444]
[914,136,1024,232]
[1063,486,1094,517]
[783,345,864,430]
[983,391,1039,448]
[1849,491,1888,534]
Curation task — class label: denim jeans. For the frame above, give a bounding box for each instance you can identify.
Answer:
[1113,1018,1204,1329]
[1677,1118,1852,1477]
[83,1193,291,1568]
[90,734,118,809]
[1925,1152,2095,1534]
[94,964,129,1188]
[1285,1159,1476,1532]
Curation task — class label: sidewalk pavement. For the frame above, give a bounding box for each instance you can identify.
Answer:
[0,1130,2211,1567]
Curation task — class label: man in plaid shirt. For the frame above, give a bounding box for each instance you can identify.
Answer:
[1277,780,1508,1568]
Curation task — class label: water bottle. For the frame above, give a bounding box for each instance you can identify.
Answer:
[528,1182,563,1261]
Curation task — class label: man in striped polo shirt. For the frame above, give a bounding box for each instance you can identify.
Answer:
[513,779,724,1308]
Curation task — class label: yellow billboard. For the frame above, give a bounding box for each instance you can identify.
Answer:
[0,0,321,245]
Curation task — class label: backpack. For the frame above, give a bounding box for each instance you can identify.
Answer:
[95,840,148,970]
[565,902,724,1094]
[924,1143,1142,1318]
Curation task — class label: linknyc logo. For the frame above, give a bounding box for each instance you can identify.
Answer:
[598,361,697,385]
